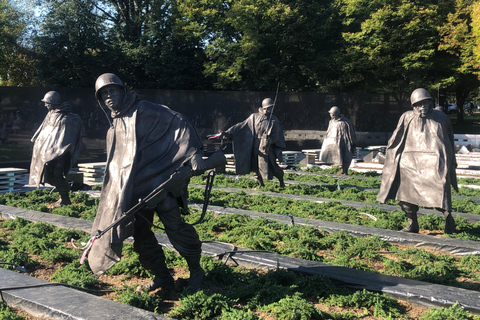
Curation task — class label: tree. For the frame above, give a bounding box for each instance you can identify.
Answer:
[438,0,480,122]
[0,0,37,86]
[95,0,209,89]
[473,0,480,74]
[178,0,341,92]
[333,0,455,93]
[32,0,114,87]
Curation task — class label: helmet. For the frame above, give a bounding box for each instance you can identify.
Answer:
[262,98,274,108]
[95,73,124,100]
[328,106,340,115]
[410,88,433,106]
[41,91,61,105]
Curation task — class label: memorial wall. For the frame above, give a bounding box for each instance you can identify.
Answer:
[0,87,411,167]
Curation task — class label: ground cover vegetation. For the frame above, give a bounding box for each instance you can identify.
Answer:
[3,0,480,112]
[189,173,480,216]
[2,216,480,319]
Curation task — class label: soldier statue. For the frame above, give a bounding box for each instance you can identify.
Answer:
[29,91,83,207]
[212,98,286,188]
[377,88,457,234]
[319,106,356,175]
[88,73,206,295]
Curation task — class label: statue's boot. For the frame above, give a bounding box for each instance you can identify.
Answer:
[278,177,285,188]
[136,261,174,293]
[400,212,419,233]
[185,255,205,293]
[443,211,456,234]
[52,192,71,208]
[257,176,265,188]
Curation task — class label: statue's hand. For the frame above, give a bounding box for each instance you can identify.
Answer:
[190,154,206,174]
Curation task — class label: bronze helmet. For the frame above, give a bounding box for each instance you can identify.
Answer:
[95,73,125,100]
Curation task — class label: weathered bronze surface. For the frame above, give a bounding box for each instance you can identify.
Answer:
[223,98,286,187]
[29,91,83,206]
[319,106,356,175]
[377,88,458,234]
[88,74,205,293]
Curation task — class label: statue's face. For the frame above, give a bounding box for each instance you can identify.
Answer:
[262,105,273,115]
[44,102,52,111]
[100,85,125,112]
[330,112,340,120]
[413,99,433,118]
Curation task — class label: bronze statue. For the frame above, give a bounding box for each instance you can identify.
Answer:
[88,73,206,294]
[377,88,457,234]
[213,98,286,188]
[29,91,83,207]
[319,106,356,175]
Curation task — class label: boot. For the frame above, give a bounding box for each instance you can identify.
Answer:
[185,255,205,293]
[256,177,265,188]
[278,177,285,189]
[136,273,174,293]
[443,211,456,234]
[52,192,71,208]
[400,212,419,233]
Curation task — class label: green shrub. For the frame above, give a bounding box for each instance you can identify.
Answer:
[50,261,100,288]
[170,290,233,319]
[419,302,480,320]
[114,285,161,312]
[0,301,27,320]
[323,289,405,318]
[261,292,327,320]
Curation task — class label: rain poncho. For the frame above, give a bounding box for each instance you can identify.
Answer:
[88,91,203,276]
[29,103,83,186]
[224,112,285,179]
[377,109,457,211]
[319,114,356,168]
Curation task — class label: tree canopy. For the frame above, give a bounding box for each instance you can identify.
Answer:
[3,0,480,110]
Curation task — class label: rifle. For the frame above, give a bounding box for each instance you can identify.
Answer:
[96,150,226,239]
[72,150,227,263]
[263,82,280,154]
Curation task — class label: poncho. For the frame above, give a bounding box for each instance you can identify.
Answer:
[319,115,356,166]
[29,103,83,186]
[377,109,457,211]
[225,112,285,179]
[88,91,203,276]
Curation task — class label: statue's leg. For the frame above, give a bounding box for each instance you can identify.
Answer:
[440,210,456,234]
[158,196,204,293]
[253,171,265,187]
[45,159,71,207]
[398,201,419,233]
[134,209,174,294]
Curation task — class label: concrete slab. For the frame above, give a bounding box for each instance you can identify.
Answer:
[0,268,171,320]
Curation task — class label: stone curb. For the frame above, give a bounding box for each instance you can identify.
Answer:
[0,268,171,320]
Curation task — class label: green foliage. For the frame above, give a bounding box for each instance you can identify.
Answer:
[0,301,26,320]
[106,244,150,278]
[170,290,233,319]
[50,261,99,288]
[0,189,98,220]
[261,292,326,320]
[419,302,480,320]
[114,285,161,313]
[323,289,405,318]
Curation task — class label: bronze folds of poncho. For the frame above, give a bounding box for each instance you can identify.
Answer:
[88,91,203,276]
[224,112,285,179]
[29,103,83,186]
[319,115,356,166]
[377,109,457,211]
